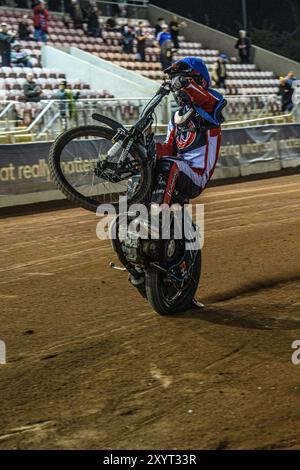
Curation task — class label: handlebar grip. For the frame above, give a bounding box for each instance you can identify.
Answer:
[157,84,171,97]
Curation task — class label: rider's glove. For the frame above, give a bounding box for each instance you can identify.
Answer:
[171,75,189,91]
[174,89,192,107]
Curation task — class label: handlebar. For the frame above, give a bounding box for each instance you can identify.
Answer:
[130,81,172,134]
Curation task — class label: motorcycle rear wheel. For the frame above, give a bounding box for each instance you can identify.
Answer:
[145,250,201,315]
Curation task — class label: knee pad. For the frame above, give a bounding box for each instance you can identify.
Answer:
[155,158,175,178]
[152,159,179,205]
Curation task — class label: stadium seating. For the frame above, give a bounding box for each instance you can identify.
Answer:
[0,5,281,129]
[0,7,280,91]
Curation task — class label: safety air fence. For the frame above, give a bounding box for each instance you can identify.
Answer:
[0,122,299,209]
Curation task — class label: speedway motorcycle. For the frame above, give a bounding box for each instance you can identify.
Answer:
[48,80,202,315]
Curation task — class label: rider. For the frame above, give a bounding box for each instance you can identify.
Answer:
[151,56,226,206]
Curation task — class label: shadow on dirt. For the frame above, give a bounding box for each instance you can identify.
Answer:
[181,304,300,330]
[174,275,300,330]
[202,275,300,304]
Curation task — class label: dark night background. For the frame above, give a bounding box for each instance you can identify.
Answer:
[151,0,300,62]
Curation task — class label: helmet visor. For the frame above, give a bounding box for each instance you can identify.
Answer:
[164,61,193,76]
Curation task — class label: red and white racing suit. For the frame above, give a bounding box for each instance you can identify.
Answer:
[151,80,222,205]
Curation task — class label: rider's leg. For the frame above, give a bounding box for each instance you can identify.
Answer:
[150,154,220,309]
[151,128,222,205]
[151,157,203,205]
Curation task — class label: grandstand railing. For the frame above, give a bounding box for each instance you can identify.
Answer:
[222,113,294,128]
[224,94,283,122]
[0,94,296,143]
[95,0,149,8]
[0,97,166,143]
[170,94,284,123]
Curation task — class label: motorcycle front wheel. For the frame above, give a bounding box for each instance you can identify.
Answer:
[48,125,152,213]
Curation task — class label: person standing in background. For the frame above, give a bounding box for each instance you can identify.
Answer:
[69,0,85,30]
[86,5,103,38]
[23,72,42,102]
[155,17,165,38]
[18,15,32,40]
[156,24,174,70]
[122,24,135,54]
[55,79,79,128]
[0,23,15,66]
[33,0,48,42]
[169,15,186,49]
[278,77,294,113]
[212,54,228,89]
[285,71,297,83]
[121,18,134,35]
[278,77,294,112]
[136,21,148,62]
[235,30,251,64]
[156,24,172,46]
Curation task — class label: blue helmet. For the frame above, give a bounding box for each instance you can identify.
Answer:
[166,56,211,87]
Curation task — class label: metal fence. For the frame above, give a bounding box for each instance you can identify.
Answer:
[0,97,167,142]
[0,93,298,143]
[224,94,283,121]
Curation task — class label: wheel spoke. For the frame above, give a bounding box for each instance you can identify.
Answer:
[55,127,144,207]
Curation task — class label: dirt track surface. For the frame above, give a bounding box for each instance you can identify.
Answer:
[0,174,299,450]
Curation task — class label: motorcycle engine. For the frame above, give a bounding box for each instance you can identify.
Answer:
[116,215,160,265]
[121,230,142,264]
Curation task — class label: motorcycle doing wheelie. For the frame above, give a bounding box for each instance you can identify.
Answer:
[48,80,202,315]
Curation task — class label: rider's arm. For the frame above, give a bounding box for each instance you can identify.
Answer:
[156,120,176,158]
[180,79,219,114]
[179,79,225,126]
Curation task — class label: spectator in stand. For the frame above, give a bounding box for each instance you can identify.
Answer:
[106,14,118,31]
[0,23,15,66]
[55,79,79,126]
[11,43,35,67]
[23,72,42,102]
[279,77,294,112]
[122,24,135,54]
[155,17,165,38]
[33,1,48,42]
[157,24,174,70]
[235,30,251,64]
[69,0,85,29]
[63,13,72,29]
[18,15,32,41]
[285,71,297,83]
[169,15,186,49]
[86,5,103,38]
[121,18,134,34]
[212,54,228,89]
[136,21,148,62]
[156,24,172,46]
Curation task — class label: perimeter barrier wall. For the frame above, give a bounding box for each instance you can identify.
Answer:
[0,123,299,208]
